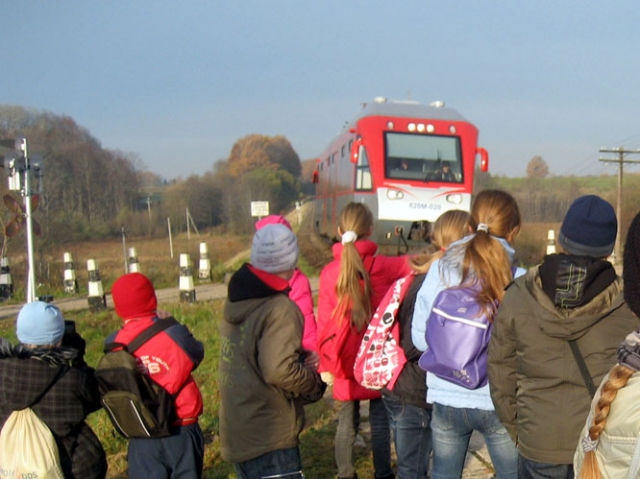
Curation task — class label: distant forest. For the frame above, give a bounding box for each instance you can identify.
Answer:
[1,104,639,258]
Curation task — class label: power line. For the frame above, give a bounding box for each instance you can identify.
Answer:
[599,147,640,263]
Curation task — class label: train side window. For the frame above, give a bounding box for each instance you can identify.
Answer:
[355,145,372,191]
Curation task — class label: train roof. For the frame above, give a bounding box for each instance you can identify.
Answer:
[350,98,470,125]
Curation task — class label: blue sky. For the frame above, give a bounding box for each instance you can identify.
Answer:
[3,1,640,181]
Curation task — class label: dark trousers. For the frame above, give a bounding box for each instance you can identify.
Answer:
[128,423,204,479]
[518,454,574,479]
[234,447,304,479]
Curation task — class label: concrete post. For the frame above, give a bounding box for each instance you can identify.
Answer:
[0,257,13,301]
[63,252,79,293]
[198,242,211,282]
[87,259,106,311]
[179,254,196,303]
[128,247,141,273]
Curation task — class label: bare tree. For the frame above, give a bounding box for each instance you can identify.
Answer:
[526,156,550,178]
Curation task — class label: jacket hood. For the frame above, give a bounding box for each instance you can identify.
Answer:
[331,239,378,261]
[513,265,625,340]
[225,263,290,325]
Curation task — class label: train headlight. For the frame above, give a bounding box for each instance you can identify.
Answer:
[387,189,404,200]
[426,124,435,133]
[387,121,394,129]
[417,123,425,132]
[449,125,457,134]
[447,194,463,204]
[408,123,416,132]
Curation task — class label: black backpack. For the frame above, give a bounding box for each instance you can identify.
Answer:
[96,318,178,438]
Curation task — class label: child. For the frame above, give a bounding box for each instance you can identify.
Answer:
[317,202,412,479]
[574,210,640,479]
[382,209,470,479]
[0,301,107,478]
[412,190,523,479]
[490,195,638,479]
[256,214,317,353]
[220,223,325,478]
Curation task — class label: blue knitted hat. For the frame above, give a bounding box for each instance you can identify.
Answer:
[558,195,617,257]
[16,301,65,345]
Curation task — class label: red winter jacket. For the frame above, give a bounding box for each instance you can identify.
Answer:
[107,315,204,425]
[317,240,412,401]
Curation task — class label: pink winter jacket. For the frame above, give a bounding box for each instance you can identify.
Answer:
[289,268,317,352]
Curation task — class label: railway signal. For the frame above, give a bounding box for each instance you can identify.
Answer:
[4,193,41,237]
[0,136,42,302]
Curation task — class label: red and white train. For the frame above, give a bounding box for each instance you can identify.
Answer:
[312,97,489,251]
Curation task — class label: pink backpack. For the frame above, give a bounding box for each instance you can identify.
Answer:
[354,275,413,390]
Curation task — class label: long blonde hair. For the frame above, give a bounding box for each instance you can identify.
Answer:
[452,189,521,319]
[411,210,471,274]
[579,364,635,479]
[334,202,374,331]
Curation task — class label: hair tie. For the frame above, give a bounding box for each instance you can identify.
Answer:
[477,223,489,233]
[341,231,358,244]
[582,434,599,453]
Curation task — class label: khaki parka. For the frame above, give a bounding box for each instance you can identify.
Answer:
[488,265,639,465]
[219,264,325,464]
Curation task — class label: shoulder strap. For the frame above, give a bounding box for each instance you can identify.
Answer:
[105,317,179,354]
[363,255,376,275]
[29,364,68,408]
[568,340,597,398]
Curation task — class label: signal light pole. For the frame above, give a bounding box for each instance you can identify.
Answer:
[0,136,42,303]
[599,147,640,264]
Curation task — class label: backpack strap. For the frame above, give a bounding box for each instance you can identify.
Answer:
[568,339,597,398]
[28,364,68,408]
[105,317,180,354]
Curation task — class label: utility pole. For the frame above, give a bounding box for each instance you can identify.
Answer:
[599,147,640,264]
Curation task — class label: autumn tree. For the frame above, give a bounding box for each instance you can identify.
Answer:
[227,134,301,179]
[526,156,549,178]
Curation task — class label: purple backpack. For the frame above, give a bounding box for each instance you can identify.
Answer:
[418,284,495,389]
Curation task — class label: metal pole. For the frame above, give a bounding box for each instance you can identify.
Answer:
[168,217,174,259]
[615,150,623,264]
[186,207,190,240]
[121,226,128,274]
[22,138,36,303]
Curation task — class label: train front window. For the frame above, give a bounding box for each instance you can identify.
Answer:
[384,132,463,183]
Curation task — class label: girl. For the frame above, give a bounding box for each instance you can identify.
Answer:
[317,202,412,479]
[574,210,640,479]
[382,209,470,479]
[411,190,523,479]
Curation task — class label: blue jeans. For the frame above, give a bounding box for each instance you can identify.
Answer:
[234,447,304,479]
[128,423,204,479]
[335,399,394,478]
[383,396,432,479]
[430,403,517,479]
[518,454,574,479]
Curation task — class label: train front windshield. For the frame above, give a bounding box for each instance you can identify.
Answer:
[384,132,463,183]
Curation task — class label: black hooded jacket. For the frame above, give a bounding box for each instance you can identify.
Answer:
[0,338,107,479]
